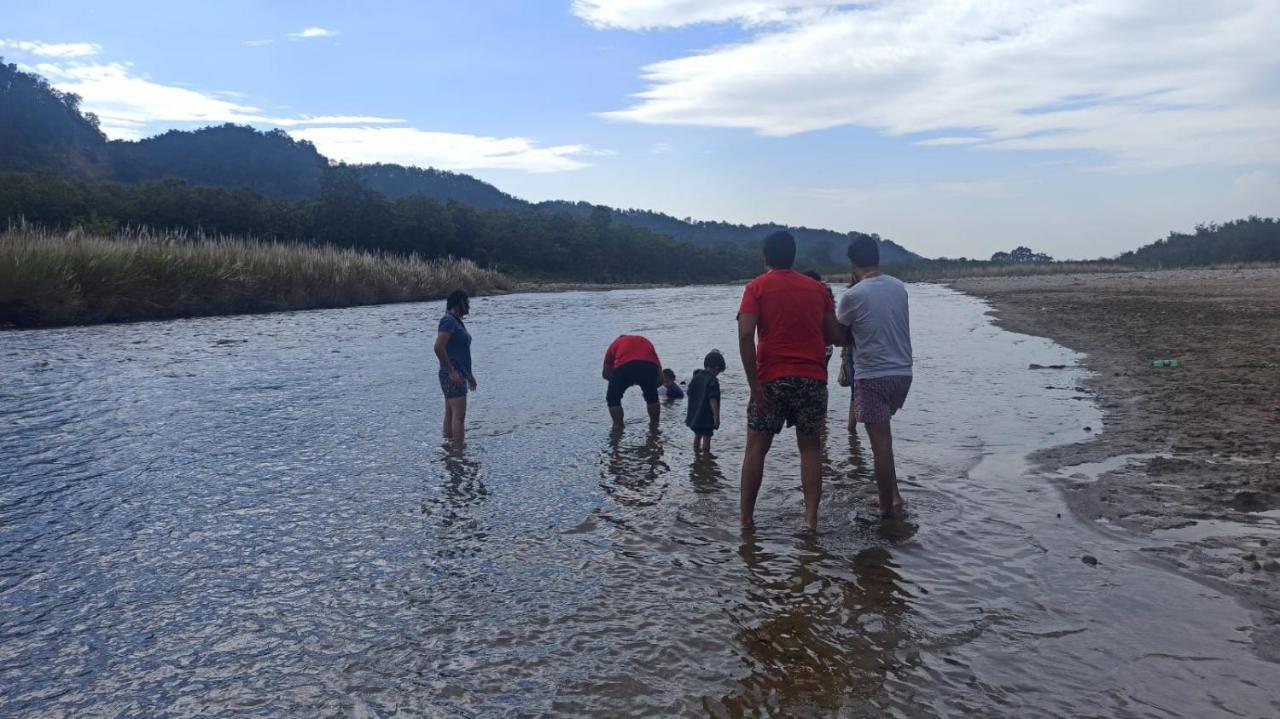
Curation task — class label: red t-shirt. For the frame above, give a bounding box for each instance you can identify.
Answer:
[604,334,660,368]
[738,270,834,384]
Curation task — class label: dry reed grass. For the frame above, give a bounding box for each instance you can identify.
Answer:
[0,225,509,328]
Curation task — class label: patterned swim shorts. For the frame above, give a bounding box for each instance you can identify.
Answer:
[747,377,828,436]
[438,367,469,399]
[853,376,912,424]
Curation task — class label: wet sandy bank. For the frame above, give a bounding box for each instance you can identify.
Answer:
[950,268,1280,659]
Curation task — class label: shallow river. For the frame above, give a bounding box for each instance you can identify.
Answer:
[2,285,1277,717]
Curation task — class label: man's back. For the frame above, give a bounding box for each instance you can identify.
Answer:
[837,275,912,379]
[739,270,834,383]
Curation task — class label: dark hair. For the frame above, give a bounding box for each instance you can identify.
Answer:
[847,235,880,268]
[703,349,727,371]
[802,269,834,300]
[446,289,469,313]
[662,368,676,381]
[762,230,796,269]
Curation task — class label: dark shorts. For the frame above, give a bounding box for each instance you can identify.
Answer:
[747,377,828,436]
[854,376,912,424]
[439,367,468,399]
[691,427,715,438]
[606,360,660,407]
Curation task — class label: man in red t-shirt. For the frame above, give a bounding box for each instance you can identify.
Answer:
[602,334,663,427]
[737,231,846,530]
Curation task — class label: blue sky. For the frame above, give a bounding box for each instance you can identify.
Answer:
[4,0,1278,259]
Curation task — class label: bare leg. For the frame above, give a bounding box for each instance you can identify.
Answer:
[740,429,774,527]
[447,396,467,446]
[847,397,859,436]
[864,420,904,516]
[646,401,660,425]
[443,400,453,438]
[796,431,823,530]
[609,405,624,427]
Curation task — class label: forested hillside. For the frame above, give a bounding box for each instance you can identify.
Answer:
[1118,217,1279,266]
[0,60,916,274]
[537,201,920,265]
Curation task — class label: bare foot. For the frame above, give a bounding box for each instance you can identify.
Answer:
[869,494,907,517]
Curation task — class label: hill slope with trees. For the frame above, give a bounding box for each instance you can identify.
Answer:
[0,60,918,272]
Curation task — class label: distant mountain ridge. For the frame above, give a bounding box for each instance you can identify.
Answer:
[1,59,921,263]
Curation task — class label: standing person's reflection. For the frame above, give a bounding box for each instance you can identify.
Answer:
[719,539,913,715]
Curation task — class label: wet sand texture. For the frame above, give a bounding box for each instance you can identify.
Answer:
[951,268,1280,658]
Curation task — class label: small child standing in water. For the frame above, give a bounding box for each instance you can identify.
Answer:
[685,350,726,451]
[661,368,685,400]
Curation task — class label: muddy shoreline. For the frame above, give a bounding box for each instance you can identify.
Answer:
[950,268,1280,660]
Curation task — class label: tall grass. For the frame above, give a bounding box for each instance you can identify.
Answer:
[0,225,509,328]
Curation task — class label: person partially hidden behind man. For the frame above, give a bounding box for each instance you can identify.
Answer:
[837,234,913,518]
[737,231,846,530]
[602,334,663,427]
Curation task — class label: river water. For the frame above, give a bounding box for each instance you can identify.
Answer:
[2,284,1277,717]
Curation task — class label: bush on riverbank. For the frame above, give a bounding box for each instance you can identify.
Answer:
[0,225,509,328]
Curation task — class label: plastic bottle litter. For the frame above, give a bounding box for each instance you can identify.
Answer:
[1151,359,1181,368]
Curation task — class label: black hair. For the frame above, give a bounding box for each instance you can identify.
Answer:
[847,235,880,268]
[762,230,796,269]
[802,269,834,300]
[703,349,727,371]
[662,368,676,381]
[446,289,469,313]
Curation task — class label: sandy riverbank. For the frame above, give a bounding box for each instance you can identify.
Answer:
[951,268,1280,658]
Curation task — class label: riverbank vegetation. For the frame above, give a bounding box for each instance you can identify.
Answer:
[0,226,507,328]
[0,170,760,284]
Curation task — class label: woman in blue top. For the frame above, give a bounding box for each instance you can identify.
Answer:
[434,290,477,444]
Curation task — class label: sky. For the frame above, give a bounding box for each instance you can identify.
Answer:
[4,0,1278,259]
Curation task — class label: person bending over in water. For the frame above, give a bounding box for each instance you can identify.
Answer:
[434,290,477,445]
[738,231,847,530]
[836,235,913,518]
[602,334,663,427]
[685,350,726,452]
[660,368,685,400]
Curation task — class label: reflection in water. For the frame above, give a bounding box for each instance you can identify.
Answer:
[4,285,1278,717]
[721,538,913,715]
[688,452,728,494]
[424,449,488,556]
[600,426,668,506]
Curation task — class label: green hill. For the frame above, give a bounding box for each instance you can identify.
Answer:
[0,59,921,267]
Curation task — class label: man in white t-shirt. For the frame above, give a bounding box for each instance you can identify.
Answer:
[835,235,913,518]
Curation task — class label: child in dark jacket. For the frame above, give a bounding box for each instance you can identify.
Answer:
[685,350,726,451]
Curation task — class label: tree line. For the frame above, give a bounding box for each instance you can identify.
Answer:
[0,169,763,282]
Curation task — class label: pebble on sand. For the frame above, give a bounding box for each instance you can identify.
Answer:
[1082,555,1099,566]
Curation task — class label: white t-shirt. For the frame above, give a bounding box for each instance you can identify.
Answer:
[836,275,912,380]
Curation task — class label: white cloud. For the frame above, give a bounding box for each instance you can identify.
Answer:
[650,142,674,154]
[1,39,100,57]
[288,27,339,39]
[43,61,402,139]
[241,39,274,47]
[572,0,851,29]
[291,127,598,173]
[593,0,1280,169]
[26,44,607,173]
[914,137,983,147]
